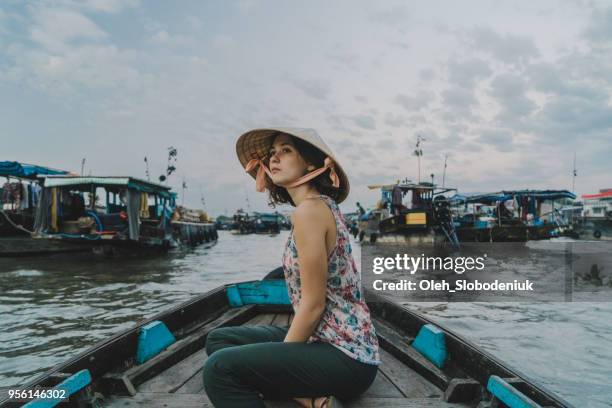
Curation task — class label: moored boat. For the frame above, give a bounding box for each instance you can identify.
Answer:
[450,190,576,242]
[573,189,612,240]
[0,268,573,408]
[363,181,459,247]
[30,175,216,256]
[0,161,69,237]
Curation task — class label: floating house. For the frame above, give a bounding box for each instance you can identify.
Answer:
[575,189,612,240]
[365,181,459,246]
[0,161,69,236]
[32,175,216,255]
[450,190,576,242]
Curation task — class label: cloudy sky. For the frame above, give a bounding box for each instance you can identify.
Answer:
[2,0,611,215]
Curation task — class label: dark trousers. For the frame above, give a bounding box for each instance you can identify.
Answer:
[202,324,378,407]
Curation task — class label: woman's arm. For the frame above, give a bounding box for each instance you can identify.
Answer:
[284,201,328,343]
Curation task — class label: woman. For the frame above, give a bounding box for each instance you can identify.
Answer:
[203,128,381,408]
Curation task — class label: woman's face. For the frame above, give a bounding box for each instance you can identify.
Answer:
[267,133,313,187]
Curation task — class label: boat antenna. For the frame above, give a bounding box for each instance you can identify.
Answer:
[243,183,251,213]
[572,152,577,194]
[442,153,448,188]
[181,178,187,206]
[81,158,86,175]
[144,156,150,181]
[413,135,425,183]
[199,185,206,210]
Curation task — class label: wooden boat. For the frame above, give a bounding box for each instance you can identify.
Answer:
[30,176,217,256]
[0,268,573,408]
[364,182,459,247]
[0,161,69,237]
[451,190,576,243]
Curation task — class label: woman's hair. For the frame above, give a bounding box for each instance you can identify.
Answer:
[264,133,341,207]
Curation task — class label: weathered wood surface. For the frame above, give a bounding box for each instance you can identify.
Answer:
[373,317,452,390]
[378,347,442,399]
[271,313,291,326]
[104,305,256,394]
[106,393,471,407]
[246,313,277,326]
[138,348,208,393]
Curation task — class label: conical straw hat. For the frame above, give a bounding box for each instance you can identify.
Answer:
[236,127,350,203]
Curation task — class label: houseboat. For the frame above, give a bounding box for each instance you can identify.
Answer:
[0,161,69,236]
[450,190,576,242]
[30,175,216,255]
[363,181,459,247]
[252,212,282,234]
[574,189,612,240]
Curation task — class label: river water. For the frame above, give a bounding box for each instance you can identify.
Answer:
[0,231,610,407]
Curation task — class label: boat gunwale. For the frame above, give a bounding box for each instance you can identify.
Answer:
[1,275,574,408]
[365,289,574,408]
[0,284,234,406]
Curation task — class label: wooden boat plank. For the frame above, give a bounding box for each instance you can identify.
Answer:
[361,370,404,398]
[271,313,290,326]
[246,313,277,325]
[138,348,207,393]
[379,347,442,398]
[373,317,452,390]
[175,363,206,394]
[106,393,470,408]
[105,305,256,393]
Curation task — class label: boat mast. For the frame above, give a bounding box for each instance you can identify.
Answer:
[442,153,448,188]
[571,152,577,194]
[414,135,425,183]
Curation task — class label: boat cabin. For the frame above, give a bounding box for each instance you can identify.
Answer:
[0,161,68,236]
[33,176,176,248]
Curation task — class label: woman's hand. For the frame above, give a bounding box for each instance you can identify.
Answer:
[284,200,329,342]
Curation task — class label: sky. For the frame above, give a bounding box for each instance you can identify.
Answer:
[1,0,611,215]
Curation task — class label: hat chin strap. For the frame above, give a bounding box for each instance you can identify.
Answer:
[245,156,340,192]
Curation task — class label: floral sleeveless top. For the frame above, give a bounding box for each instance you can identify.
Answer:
[282,194,381,366]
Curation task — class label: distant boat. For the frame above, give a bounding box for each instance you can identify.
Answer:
[449,190,576,242]
[252,212,282,234]
[573,189,612,240]
[0,161,69,237]
[364,181,459,247]
[27,175,217,256]
[229,209,256,235]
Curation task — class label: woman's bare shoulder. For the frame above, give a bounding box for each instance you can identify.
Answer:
[292,198,330,226]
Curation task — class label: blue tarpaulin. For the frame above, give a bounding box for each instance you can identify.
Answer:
[0,161,68,179]
[450,190,575,204]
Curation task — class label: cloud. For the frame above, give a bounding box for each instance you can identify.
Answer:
[37,0,139,14]
[394,90,435,111]
[384,112,407,127]
[369,4,411,28]
[30,8,108,51]
[291,77,331,100]
[489,73,537,124]
[351,114,376,130]
[418,68,436,82]
[211,34,235,50]
[441,85,477,113]
[447,58,492,86]
[583,6,612,44]
[464,26,539,66]
[477,128,515,152]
